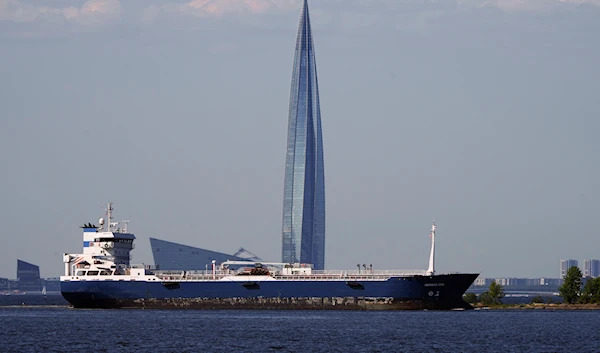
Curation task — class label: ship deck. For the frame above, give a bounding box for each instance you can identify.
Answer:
[152,269,429,282]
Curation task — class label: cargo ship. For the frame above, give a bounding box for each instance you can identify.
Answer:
[60,203,478,310]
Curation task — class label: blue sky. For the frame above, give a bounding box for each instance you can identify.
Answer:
[1,0,599,279]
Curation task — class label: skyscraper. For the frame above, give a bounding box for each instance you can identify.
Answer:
[281,0,326,270]
[560,259,579,279]
[583,259,600,278]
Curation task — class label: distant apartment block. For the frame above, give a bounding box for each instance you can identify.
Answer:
[470,277,561,294]
[0,277,9,291]
[584,259,600,278]
[473,278,490,286]
[474,277,560,287]
[560,259,579,279]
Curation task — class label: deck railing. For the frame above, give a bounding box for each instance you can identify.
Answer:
[310,269,427,276]
[150,269,428,282]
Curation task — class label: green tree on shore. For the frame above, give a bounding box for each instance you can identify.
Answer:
[531,296,544,304]
[478,281,504,305]
[463,292,477,304]
[559,266,582,304]
[489,281,505,304]
[478,292,492,305]
[579,277,600,304]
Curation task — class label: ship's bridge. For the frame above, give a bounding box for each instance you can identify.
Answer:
[63,203,136,276]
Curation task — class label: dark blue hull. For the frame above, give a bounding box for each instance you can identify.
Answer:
[61,273,478,310]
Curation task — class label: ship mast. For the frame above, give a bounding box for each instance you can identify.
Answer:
[106,202,113,232]
[426,221,436,276]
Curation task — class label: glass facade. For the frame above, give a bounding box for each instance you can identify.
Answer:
[560,259,579,279]
[17,259,41,292]
[282,0,325,270]
[150,238,259,271]
[584,259,600,278]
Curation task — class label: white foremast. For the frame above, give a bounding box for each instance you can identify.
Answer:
[426,221,436,276]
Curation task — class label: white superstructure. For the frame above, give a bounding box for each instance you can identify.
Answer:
[63,202,136,277]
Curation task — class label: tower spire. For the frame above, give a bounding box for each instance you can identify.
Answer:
[281,0,326,270]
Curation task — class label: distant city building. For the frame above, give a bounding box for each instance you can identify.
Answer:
[583,259,600,278]
[470,277,561,295]
[560,259,579,279]
[17,259,41,292]
[474,278,493,287]
[0,277,8,291]
[149,238,262,271]
[281,0,326,270]
[493,278,510,286]
[473,277,560,288]
[539,278,561,287]
[41,278,61,292]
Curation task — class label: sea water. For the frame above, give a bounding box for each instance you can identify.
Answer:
[0,297,598,352]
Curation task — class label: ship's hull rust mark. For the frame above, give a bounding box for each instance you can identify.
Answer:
[61,295,474,310]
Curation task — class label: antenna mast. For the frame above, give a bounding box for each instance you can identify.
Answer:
[106,202,113,232]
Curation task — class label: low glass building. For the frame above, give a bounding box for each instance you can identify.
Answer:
[150,238,261,271]
[17,259,41,292]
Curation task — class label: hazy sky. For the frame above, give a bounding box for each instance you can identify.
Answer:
[1,0,598,279]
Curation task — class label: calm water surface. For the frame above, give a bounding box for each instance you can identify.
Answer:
[0,298,598,352]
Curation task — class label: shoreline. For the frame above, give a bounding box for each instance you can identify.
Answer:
[473,303,600,310]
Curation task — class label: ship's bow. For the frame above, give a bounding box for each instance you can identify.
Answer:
[424,273,479,310]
